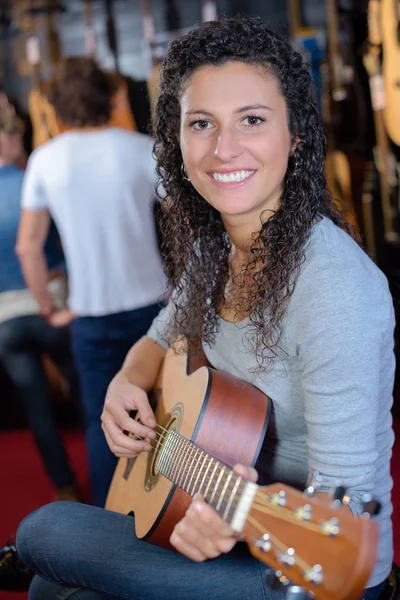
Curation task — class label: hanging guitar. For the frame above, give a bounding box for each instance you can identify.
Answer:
[381,0,400,147]
[20,0,63,148]
[322,0,360,230]
[363,0,400,243]
[106,342,378,600]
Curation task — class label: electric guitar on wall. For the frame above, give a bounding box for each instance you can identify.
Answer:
[106,342,378,600]
[381,0,400,147]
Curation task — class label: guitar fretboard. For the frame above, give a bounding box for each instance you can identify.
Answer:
[156,430,253,528]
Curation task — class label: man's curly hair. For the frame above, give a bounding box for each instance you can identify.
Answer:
[152,15,358,367]
[49,57,117,128]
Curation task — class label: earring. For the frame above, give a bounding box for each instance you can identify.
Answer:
[181,163,191,182]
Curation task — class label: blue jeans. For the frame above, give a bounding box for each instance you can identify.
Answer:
[16,502,388,600]
[0,315,80,489]
[70,303,163,507]
[17,502,270,600]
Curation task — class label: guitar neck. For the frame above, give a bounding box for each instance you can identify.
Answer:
[326,0,345,101]
[156,430,256,530]
[363,0,399,241]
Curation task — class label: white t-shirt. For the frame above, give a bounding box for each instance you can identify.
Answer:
[22,128,166,316]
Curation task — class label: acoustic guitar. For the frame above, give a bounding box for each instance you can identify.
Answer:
[106,343,378,600]
[363,0,399,242]
[22,1,62,147]
[321,0,358,229]
[381,0,400,147]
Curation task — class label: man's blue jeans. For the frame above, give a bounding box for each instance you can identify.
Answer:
[70,303,163,507]
[17,502,270,600]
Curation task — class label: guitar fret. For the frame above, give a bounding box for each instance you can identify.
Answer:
[154,429,250,530]
[175,438,187,487]
[209,466,225,505]
[178,439,194,488]
[190,452,208,496]
[216,470,233,512]
[197,454,213,496]
[204,459,219,500]
[181,442,199,492]
[223,475,242,523]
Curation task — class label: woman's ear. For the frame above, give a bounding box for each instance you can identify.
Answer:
[290,135,302,156]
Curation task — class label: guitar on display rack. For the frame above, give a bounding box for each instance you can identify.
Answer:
[321,0,358,229]
[381,0,400,147]
[363,0,400,242]
[106,341,379,600]
[20,0,63,147]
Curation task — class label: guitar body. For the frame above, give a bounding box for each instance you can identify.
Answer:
[382,0,400,146]
[106,345,270,549]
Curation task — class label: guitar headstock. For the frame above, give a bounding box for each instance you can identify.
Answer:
[244,483,378,600]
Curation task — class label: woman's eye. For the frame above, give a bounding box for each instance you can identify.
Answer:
[191,120,212,130]
[242,116,265,127]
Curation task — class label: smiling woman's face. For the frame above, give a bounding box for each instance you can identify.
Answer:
[179,61,295,221]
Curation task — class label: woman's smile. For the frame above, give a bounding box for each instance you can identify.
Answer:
[208,169,256,188]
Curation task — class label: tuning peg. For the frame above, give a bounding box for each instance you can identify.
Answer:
[264,567,290,590]
[361,493,381,518]
[304,471,323,496]
[285,585,313,600]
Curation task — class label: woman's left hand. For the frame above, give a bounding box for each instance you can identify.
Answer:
[170,464,258,562]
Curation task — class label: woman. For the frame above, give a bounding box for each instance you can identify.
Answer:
[0,99,80,502]
[16,15,394,600]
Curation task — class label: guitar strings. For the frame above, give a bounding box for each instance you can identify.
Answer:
[131,426,319,580]
[246,513,314,574]
[137,426,325,578]
[132,423,326,536]
[134,425,250,516]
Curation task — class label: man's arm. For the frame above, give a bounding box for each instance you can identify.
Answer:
[15,208,53,318]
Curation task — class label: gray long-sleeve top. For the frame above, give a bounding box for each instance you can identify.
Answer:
[146,216,395,587]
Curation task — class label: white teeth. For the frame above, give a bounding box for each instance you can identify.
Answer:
[211,170,254,183]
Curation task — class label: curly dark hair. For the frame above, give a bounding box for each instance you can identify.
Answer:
[49,57,117,128]
[153,15,359,367]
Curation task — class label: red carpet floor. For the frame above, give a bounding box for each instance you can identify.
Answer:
[0,423,399,600]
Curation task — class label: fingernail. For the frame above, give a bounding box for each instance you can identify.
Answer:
[193,501,203,513]
[148,418,156,426]
[144,444,152,451]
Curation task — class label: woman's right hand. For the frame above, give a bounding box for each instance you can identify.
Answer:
[101,372,157,458]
